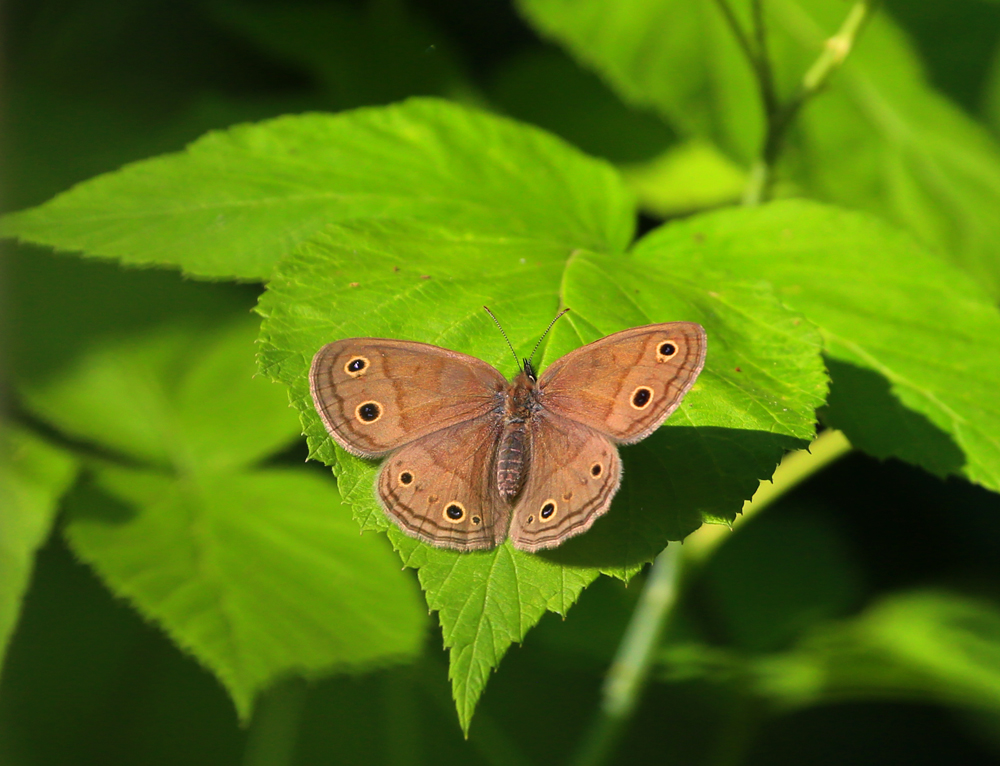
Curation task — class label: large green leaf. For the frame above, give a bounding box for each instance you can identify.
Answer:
[0,426,78,677]
[65,465,426,721]
[636,200,1000,492]
[0,99,633,280]
[17,309,424,718]
[517,0,763,164]
[257,217,826,731]
[518,0,1000,299]
[20,316,299,472]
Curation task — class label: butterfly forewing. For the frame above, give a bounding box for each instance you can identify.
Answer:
[310,338,506,457]
[509,413,621,552]
[538,323,706,444]
[377,417,510,551]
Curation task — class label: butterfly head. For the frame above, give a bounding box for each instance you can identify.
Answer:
[522,358,537,382]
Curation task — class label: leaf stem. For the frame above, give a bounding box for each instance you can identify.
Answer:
[242,678,308,766]
[571,543,683,766]
[572,429,852,766]
[750,0,779,117]
[741,1,874,205]
[711,0,758,81]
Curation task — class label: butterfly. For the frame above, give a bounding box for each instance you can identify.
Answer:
[309,309,706,552]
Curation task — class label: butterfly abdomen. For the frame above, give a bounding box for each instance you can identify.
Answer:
[496,372,538,500]
[496,422,527,500]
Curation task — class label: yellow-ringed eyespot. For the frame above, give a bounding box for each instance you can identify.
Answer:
[355,401,382,423]
[630,387,653,410]
[344,355,370,377]
[656,342,678,362]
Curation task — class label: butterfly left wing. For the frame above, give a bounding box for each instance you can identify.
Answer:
[310,338,506,457]
[508,413,621,553]
[377,416,510,551]
[538,322,706,443]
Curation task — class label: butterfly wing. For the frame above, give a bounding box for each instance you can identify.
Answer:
[310,339,506,457]
[377,416,510,551]
[508,412,621,552]
[538,323,706,443]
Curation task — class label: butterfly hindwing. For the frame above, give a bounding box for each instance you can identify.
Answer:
[377,417,510,551]
[508,412,621,552]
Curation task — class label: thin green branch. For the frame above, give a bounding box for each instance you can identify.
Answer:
[571,544,683,766]
[711,0,760,82]
[743,1,875,206]
[571,430,853,766]
[800,2,872,95]
[750,0,779,117]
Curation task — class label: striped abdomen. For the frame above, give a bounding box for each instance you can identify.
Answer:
[496,422,528,500]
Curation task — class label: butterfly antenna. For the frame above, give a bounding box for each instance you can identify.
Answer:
[483,306,520,370]
[527,308,570,366]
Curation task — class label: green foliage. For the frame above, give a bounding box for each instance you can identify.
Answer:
[0,427,78,673]
[0,100,633,281]
[661,590,1000,717]
[518,0,1000,299]
[16,311,427,720]
[66,465,426,720]
[2,0,1000,759]
[636,201,1000,492]
[257,213,825,728]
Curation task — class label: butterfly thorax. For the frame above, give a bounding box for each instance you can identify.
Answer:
[496,371,540,501]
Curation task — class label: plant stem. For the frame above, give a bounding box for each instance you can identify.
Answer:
[572,430,853,766]
[242,678,308,766]
[742,1,874,205]
[711,0,758,81]
[571,543,683,766]
[750,0,778,117]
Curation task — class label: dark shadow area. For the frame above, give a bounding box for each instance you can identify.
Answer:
[541,425,806,570]
[0,533,246,766]
[62,472,140,526]
[748,701,1000,766]
[821,356,966,479]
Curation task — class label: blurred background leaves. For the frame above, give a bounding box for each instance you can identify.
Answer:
[2,0,1000,764]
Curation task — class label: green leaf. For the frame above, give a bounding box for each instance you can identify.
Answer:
[620,140,746,217]
[65,465,426,720]
[768,590,1000,713]
[661,590,1000,716]
[516,0,763,164]
[21,316,300,472]
[0,426,78,677]
[517,0,1000,299]
[0,99,633,280]
[488,48,675,164]
[781,3,1000,302]
[257,216,826,731]
[636,199,1000,492]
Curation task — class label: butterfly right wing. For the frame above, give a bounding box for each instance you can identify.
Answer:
[310,338,506,457]
[508,412,621,553]
[377,416,510,551]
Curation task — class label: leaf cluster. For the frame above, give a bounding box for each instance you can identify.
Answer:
[2,0,1000,760]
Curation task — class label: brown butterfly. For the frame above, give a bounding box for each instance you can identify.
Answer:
[309,309,706,553]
